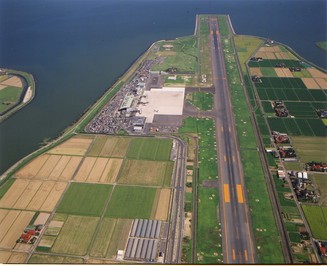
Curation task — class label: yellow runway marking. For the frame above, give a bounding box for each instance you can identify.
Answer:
[216,30,219,35]
[229,127,231,132]
[244,250,248,261]
[232,155,235,161]
[232,249,236,260]
[236,184,244,203]
[224,184,230,203]
[224,155,226,162]
[221,126,224,132]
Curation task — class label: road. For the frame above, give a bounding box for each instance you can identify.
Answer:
[209,17,256,263]
[165,136,186,263]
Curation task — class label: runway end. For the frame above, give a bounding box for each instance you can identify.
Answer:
[223,184,230,203]
[236,184,244,203]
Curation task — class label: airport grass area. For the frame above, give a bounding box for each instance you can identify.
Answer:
[220,20,284,262]
[179,117,222,263]
[29,254,84,264]
[151,36,198,73]
[56,183,112,216]
[186,92,213,111]
[105,185,156,219]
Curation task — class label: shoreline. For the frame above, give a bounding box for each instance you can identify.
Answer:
[1,16,326,181]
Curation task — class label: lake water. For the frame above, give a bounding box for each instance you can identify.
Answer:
[0,0,326,174]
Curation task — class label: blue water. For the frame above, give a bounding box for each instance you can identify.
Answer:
[0,0,326,174]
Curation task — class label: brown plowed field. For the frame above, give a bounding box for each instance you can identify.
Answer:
[34,212,50,225]
[0,179,30,208]
[15,154,50,178]
[0,179,67,212]
[27,181,56,210]
[315,78,327,89]
[99,159,123,183]
[74,157,97,182]
[110,138,131,157]
[59,156,83,180]
[302,78,320,89]
[274,68,286,77]
[99,138,118,157]
[281,68,293,77]
[36,155,61,178]
[49,156,71,179]
[86,158,108,182]
[13,180,43,209]
[250,67,262,76]
[254,51,265,58]
[155,188,171,221]
[0,209,9,224]
[48,137,93,156]
[265,52,276,59]
[0,251,28,263]
[307,68,327,78]
[0,210,20,241]
[0,210,34,249]
[0,76,22,87]
[40,182,67,212]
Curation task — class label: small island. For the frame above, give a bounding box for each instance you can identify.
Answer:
[0,68,35,122]
[316,41,327,51]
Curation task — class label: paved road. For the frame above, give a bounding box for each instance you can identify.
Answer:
[165,136,186,263]
[209,17,256,263]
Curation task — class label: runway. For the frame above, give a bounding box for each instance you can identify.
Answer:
[209,17,256,263]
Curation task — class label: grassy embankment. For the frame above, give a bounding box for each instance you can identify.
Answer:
[218,15,284,263]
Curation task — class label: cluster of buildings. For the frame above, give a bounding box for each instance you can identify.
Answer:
[85,57,165,134]
[17,224,43,245]
[273,101,289,117]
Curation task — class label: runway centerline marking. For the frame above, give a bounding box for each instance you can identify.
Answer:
[236,184,244,203]
[224,155,227,162]
[223,184,230,203]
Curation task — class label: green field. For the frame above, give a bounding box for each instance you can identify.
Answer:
[56,183,112,216]
[316,42,327,51]
[302,205,327,239]
[291,136,327,162]
[0,86,22,113]
[118,159,173,186]
[105,185,156,219]
[313,174,327,205]
[151,36,198,73]
[127,138,172,161]
[234,35,263,73]
[51,215,99,255]
[186,92,214,111]
[29,254,84,264]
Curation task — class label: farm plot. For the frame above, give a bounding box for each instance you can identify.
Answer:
[118,160,173,186]
[301,205,327,240]
[312,174,327,205]
[0,251,28,263]
[154,188,171,221]
[56,183,112,216]
[0,210,34,249]
[74,157,123,183]
[301,78,320,89]
[91,137,132,158]
[15,154,83,181]
[50,215,99,256]
[315,78,327,89]
[267,118,326,137]
[47,136,94,156]
[127,138,172,161]
[90,218,132,259]
[29,254,84,264]
[306,68,327,78]
[105,186,156,219]
[0,76,22,87]
[285,102,318,118]
[290,136,327,162]
[248,59,305,68]
[0,179,67,212]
